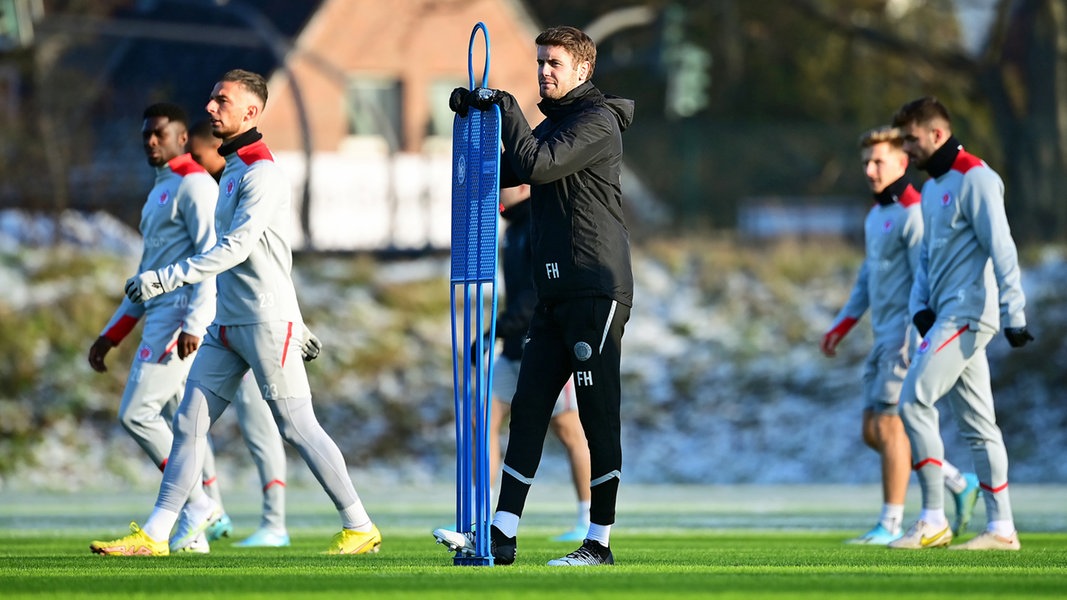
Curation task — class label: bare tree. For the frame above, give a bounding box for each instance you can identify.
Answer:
[788,0,1067,241]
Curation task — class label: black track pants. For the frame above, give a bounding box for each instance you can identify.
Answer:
[496,296,629,526]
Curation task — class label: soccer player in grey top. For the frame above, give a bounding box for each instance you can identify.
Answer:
[887,96,1032,551]
[822,126,978,546]
[89,102,240,553]
[186,118,296,548]
[91,70,380,556]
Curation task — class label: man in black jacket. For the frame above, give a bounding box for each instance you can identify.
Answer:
[436,25,634,567]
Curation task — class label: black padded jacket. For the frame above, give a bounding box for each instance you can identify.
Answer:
[497,81,635,307]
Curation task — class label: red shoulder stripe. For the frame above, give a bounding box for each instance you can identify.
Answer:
[236,140,275,165]
[952,149,984,174]
[167,153,208,177]
[900,184,921,207]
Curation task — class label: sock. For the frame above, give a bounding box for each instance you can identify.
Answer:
[586,523,611,547]
[988,519,1016,537]
[917,508,948,528]
[340,498,372,531]
[143,507,180,542]
[879,503,904,534]
[185,489,219,524]
[577,500,591,528]
[942,462,967,494]
[263,481,287,531]
[202,477,224,506]
[492,511,520,538]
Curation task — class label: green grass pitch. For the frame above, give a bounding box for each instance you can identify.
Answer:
[2,484,1066,599]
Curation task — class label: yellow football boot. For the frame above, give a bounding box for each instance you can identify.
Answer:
[90,522,169,556]
[324,524,382,555]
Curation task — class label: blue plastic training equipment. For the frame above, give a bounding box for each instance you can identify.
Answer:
[449,21,500,567]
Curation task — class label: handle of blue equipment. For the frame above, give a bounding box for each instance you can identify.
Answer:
[467,22,490,90]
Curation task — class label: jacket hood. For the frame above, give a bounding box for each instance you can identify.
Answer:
[604,95,635,132]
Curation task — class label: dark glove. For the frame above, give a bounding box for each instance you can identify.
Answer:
[468,87,505,111]
[449,87,470,117]
[469,331,493,366]
[1004,327,1034,348]
[449,87,505,118]
[913,309,936,337]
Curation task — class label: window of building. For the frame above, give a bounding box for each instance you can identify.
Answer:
[428,79,464,139]
[345,77,402,151]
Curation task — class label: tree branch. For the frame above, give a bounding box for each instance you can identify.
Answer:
[785,0,979,75]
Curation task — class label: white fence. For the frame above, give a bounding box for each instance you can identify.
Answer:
[276,147,454,252]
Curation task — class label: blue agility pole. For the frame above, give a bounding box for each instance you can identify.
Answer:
[448,21,500,567]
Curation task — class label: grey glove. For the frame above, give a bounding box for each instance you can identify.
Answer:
[125,270,167,303]
[301,328,322,362]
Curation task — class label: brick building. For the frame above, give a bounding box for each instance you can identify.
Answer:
[21,0,660,250]
[257,0,544,250]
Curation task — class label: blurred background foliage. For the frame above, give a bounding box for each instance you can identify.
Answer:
[1,0,1065,241]
[4,239,1067,488]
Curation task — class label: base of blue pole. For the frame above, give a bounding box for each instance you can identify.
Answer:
[453,555,494,566]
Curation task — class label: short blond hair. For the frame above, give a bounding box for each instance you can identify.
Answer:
[859,125,904,149]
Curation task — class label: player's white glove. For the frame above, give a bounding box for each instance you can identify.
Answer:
[301,327,322,362]
[124,270,171,303]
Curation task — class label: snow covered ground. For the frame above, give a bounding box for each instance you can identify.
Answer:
[3,209,1065,492]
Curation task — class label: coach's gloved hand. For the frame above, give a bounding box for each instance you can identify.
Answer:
[449,87,506,117]
[449,87,470,117]
[125,270,174,303]
[301,327,322,362]
[1004,327,1034,348]
[913,309,936,337]
[468,87,505,111]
